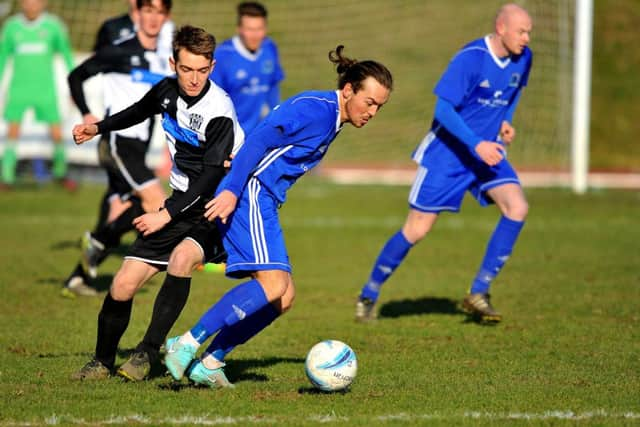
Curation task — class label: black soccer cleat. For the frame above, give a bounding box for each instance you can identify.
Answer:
[71,358,111,380]
[117,350,151,381]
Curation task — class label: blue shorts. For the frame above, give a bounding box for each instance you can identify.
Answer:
[409,139,520,213]
[220,177,291,279]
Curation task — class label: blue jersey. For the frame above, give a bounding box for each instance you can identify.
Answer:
[211,36,285,133]
[413,36,532,167]
[221,90,341,204]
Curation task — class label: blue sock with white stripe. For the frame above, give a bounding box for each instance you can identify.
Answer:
[359,230,414,302]
[189,279,269,344]
[470,215,525,294]
[205,303,280,362]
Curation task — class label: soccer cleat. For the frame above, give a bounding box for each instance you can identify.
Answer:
[164,336,197,380]
[61,276,97,298]
[117,351,151,381]
[355,297,378,322]
[71,358,111,380]
[188,360,235,389]
[81,231,105,279]
[462,293,503,323]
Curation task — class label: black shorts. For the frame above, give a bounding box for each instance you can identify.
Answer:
[98,132,157,199]
[124,209,226,270]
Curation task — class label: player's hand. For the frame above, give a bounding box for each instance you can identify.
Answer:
[223,153,235,170]
[72,124,99,145]
[204,190,238,224]
[499,121,516,145]
[133,209,171,236]
[83,114,100,125]
[475,141,505,167]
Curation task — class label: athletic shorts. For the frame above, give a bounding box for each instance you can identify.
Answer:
[221,177,290,279]
[97,133,157,199]
[125,202,226,269]
[3,88,60,123]
[409,139,520,213]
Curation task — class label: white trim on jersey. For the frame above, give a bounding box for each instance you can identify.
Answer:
[248,178,269,264]
[291,91,342,133]
[479,177,521,192]
[484,35,511,69]
[254,145,294,176]
[231,35,262,61]
[123,256,169,266]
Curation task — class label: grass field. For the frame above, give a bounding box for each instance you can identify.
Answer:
[0,179,638,426]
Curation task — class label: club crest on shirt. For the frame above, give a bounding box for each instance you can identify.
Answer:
[189,113,204,131]
[509,73,521,87]
[261,60,274,74]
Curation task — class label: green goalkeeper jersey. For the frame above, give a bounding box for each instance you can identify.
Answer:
[0,12,74,94]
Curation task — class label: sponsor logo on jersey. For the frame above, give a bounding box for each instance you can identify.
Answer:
[189,113,204,131]
[493,90,503,98]
[235,69,248,80]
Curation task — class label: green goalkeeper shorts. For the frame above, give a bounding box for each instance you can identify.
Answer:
[3,88,61,124]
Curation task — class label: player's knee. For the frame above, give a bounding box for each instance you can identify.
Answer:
[402,221,431,243]
[167,246,201,276]
[255,271,289,301]
[505,199,529,221]
[111,272,137,301]
[278,280,296,313]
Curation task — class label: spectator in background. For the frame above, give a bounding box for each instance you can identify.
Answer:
[0,0,75,190]
[211,1,284,134]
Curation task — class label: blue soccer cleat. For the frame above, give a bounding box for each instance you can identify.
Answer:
[188,360,235,389]
[164,336,196,380]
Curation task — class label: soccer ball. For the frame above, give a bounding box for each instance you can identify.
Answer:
[304,340,357,391]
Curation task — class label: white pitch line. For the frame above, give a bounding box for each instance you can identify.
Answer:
[2,411,640,426]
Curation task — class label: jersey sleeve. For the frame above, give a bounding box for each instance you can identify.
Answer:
[0,21,14,83]
[203,117,235,166]
[53,18,74,71]
[96,79,165,133]
[433,50,480,108]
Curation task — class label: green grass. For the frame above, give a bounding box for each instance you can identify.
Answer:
[0,180,639,426]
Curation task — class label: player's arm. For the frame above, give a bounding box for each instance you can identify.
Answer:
[67,54,107,118]
[204,123,286,223]
[266,44,285,109]
[164,117,235,221]
[54,20,74,71]
[72,83,162,144]
[435,98,504,167]
[0,22,14,83]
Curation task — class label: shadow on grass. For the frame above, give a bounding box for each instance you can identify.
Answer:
[155,356,305,390]
[298,386,351,395]
[379,296,462,318]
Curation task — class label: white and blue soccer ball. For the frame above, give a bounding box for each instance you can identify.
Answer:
[305,340,357,391]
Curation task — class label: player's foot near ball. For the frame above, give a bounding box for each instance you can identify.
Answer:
[117,350,151,381]
[71,358,111,380]
[462,293,502,323]
[355,297,377,323]
[188,360,235,389]
[164,336,197,380]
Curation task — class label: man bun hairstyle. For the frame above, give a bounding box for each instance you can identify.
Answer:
[328,45,393,93]
[172,25,216,62]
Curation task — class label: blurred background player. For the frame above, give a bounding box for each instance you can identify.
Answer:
[356,3,532,323]
[61,0,172,297]
[0,0,75,190]
[210,1,284,134]
[70,25,242,380]
[163,45,392,388]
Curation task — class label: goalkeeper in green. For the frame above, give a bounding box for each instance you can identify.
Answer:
[0,0,75,189]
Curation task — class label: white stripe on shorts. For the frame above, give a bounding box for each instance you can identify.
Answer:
[248,178,269,264]
[409,166,428,206]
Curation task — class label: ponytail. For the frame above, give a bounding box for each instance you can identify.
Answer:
[328,45,393,92]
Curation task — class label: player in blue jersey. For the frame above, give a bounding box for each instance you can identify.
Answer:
[70,26,243,381]
[163,45,393,388]
[356,4,532,324]
[210,2,284,133]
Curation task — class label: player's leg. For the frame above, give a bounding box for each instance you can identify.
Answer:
[463,165,527,322]
[72,259,158,379]
[187,275,295,388]
[1,123,21,187]
[118,238,203,381]
[135,181,166,213]
[356,161,468,321]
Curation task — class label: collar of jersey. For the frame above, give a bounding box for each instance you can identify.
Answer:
[178,79,211,108]
[484,35,511,69]
[232,35,263,61]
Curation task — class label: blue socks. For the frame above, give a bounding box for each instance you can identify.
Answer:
[206,303,280,361]
[470,215,524,294]
[189,279,269,344]
[359,230,414,302]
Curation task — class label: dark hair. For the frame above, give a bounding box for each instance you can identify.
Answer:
[237,2,267,24]
[172,25,216,62]
[328,45,393,92]
[137,0,172,12]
